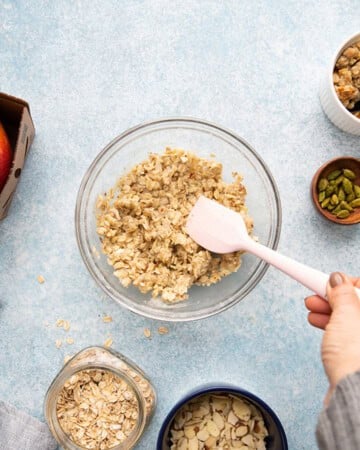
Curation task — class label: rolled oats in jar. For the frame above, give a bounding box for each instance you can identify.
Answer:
[44,346,156,450]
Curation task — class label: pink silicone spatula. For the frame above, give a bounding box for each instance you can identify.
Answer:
[186,196,360,300]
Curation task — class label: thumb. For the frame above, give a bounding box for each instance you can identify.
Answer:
[327,272,359,310]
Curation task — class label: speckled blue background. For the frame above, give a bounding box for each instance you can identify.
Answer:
[0,1,359,449]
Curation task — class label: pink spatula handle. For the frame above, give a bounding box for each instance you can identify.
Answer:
[244,239,360,300]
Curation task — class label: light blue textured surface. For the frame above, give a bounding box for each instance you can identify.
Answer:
[0,1,359,449]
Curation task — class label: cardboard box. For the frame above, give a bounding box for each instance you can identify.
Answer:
[0,93,35,220]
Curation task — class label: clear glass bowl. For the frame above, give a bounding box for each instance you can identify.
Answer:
[75,118,281,321]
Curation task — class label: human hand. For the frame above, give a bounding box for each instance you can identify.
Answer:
[305,272,360,405]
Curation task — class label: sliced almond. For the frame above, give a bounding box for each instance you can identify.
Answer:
[256,441,266,450]
[254,420,268,437]
[241,434,254,447]
[198,402,210,414]
[232,399,251,421]
[231,441,245,448]
[206,419,220,437]
[193,406,208,419]
[171,429,184,440]
[197,428,210,441]
[188,436,199,450]
[248,418,255,432]
[211,395,231,415]
[184,426,196,439]
[224,422,232,440]
[236,425,248,437]
[213,411,225,430]
[228,409,239,426]
[205,435,217,447]
[177,437,188,450]
[185,419,202,427]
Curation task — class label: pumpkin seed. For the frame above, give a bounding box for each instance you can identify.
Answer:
[335,175,344,185]
[318,191,326,203]
[318,178,328,191]
[333,203,343,214]
[340,200,353,212]
[325,185,335,196]
[343,168,356,180]
[328,169,342,180]
[330,194,339,205]
[350,198,360,208]
[354,184,360,198]
[342,177,353,194]
[321,198,330,208]
[336,210,350,219]
[338,188,346,201]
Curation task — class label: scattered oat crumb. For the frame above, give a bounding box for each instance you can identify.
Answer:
[66,337,74,345]
[102,315,113,323]
[104,337,113,348]
[144,328,151,339]
[37,275,45,284]
[55,339,62,349]
[158,326,169,335]
[64,354,73,364]
[56,319,71,331]
[210,152,216,157]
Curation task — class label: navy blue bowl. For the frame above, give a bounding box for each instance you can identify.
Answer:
[157,384,288,450]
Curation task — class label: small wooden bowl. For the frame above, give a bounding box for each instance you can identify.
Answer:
[311,156,360,225]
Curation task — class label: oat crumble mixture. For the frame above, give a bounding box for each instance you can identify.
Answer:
[333,40,360,118]
[96,148,253,303]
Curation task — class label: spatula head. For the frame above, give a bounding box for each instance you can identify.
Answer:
[186,196,248,254]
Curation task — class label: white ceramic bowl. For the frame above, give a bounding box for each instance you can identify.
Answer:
[319,31,360,135]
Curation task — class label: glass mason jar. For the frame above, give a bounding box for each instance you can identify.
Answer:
[44,346,156,450]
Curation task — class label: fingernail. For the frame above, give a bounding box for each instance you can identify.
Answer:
[329,272,344,287]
